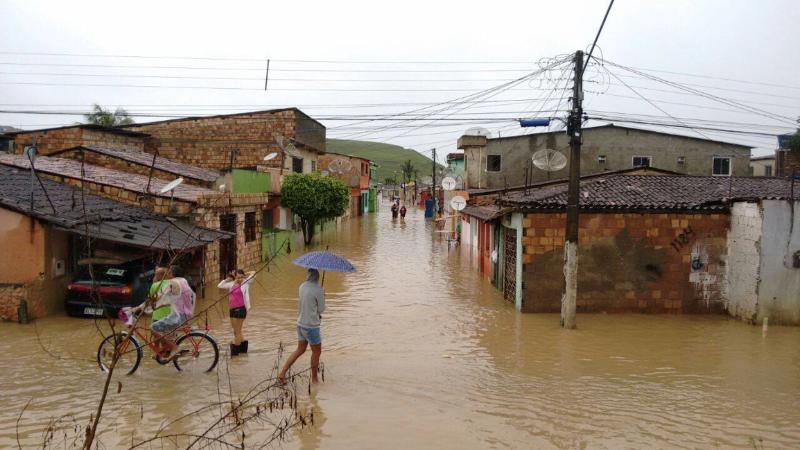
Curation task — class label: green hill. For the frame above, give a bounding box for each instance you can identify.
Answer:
[326,139,441,184]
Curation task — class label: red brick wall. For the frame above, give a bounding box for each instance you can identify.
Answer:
[14,127,144,156]
[0,281,48,322]
[128,110,325,170]
[521,212,729,313]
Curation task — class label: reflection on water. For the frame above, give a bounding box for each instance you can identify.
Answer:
[1,201,799,449]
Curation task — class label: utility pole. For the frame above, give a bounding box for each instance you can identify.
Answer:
[431,148,437,214]
[562,50,584,329]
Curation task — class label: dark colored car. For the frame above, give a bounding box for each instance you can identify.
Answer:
[65,262,152,318]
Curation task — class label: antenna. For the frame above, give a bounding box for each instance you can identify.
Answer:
[532,148,568,172]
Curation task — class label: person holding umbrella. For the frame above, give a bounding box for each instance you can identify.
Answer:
[278,268,325,384]
[279,251,355,385]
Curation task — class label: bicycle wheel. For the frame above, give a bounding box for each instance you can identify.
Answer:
[97,332,142,375]
[173,331,219,373]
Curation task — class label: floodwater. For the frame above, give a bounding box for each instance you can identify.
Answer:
[2,202,800,449]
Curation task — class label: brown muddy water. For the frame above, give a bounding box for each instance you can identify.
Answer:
[1,203,799,449]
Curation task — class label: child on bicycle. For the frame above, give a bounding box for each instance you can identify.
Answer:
[133,266,194,360]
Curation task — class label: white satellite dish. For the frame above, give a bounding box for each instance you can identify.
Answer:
[450,195,467,211]
[532,149,568,172]
[464,127,492,138]
[264,152,278,161]
[218,184,226,192]
[441,176,457,191]
[159,177,184,194]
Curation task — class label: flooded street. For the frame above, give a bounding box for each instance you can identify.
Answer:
[2,203,800,449]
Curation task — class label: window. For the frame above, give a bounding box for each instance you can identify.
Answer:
[292,157,303,173]
[765,165,772,176]
[486,155,502,172]
[598,155,606,164]
[244,212,257,242]
[311,160,317,172]
[677,156,686,165]
[262,209,274,230]
[712,156,731,176]
[632,156,651,167]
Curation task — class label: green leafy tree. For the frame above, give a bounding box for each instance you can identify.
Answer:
[280,172,349,244]
[400,159,415,201]
[784,118,800,151]
[84,104,135,127]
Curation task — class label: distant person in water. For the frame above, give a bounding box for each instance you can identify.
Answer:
[278,268,325,385]
[391,202,399,218]
[399,205,407,219]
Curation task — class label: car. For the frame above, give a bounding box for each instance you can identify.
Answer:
[65,261,152,318]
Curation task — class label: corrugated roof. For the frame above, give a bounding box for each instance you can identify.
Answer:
[58,145,222,183]
[500,174,798,212]
[461,204,512,221]
[0,166,230,250]
[0,154,218,203]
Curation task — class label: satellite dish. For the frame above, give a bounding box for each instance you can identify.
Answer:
[159,177,184,194]
[450,195,466,211]
[218,184,226,192]
[441,176,457,191]
[464,127,492,138]
[532,149,567,172]
[264,152,278,161]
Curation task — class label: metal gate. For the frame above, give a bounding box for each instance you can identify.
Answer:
[503,228,516,303]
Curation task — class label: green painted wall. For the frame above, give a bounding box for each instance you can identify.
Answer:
[232,169,270,193]
[368,187,377,212]
[262,229,295,259]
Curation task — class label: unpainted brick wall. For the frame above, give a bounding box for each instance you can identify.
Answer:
[14,127,145,156]
[195,193,268,290]
[521,211,729,313]
[130,110,324,170]
[0,282,46,322]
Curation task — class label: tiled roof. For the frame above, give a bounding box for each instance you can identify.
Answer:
[500,174,798,211]
[0,154,218,203]
[71,145,221,182]
[2,123,148,137]
[0,166,230,250]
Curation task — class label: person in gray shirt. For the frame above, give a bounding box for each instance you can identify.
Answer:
[279,268,326,384]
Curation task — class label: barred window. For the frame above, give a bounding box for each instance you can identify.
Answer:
[244,212,257,242]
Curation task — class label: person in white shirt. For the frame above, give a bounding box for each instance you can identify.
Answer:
[217,269,255,355]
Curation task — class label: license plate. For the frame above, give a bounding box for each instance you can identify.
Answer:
[84,307,104,316]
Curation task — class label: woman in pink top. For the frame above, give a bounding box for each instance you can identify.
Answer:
[218,269,255,356]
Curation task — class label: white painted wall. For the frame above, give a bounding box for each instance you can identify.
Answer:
[725,202,762,322]
[756,200,800,325]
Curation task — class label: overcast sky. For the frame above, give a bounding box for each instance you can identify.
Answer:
[1,0,798,159]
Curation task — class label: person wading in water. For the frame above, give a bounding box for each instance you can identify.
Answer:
[218,269,255,356]
[278,268,325,384]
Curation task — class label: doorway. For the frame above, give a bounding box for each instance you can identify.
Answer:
[219,214,237,277]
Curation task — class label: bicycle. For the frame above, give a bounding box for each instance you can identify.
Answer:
[96,309,219,375]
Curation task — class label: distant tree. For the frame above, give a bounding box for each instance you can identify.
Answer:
[400,160,415,201]
[84,104,135,127]
[280,172,349,244]
[784,117,800,151]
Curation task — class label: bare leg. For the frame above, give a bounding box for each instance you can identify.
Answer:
[310,344,322,384]
[278,341,308,384]
[231,318,244,345]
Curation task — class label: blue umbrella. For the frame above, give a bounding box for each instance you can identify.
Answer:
[293,251,356,273]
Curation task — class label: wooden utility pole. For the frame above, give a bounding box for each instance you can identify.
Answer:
[562,50,584,329]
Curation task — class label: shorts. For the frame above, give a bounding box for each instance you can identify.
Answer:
[152,313,189,333]
[229,307,247,319]
[297,325,322,345]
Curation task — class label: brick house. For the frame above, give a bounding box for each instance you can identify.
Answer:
[318,152,371,219]
[0,166,229,322]
[468,172,799,324]
[0,154,266,292]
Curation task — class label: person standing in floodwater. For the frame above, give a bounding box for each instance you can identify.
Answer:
[399,204,407,219]
[278,268,325,384]
[391,202,399,219]
[218,269,255,356]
